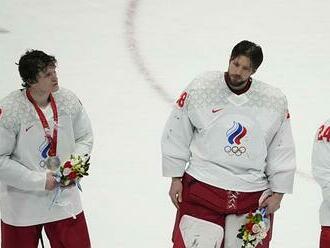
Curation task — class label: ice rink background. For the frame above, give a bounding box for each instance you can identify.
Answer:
[1,0,329,247]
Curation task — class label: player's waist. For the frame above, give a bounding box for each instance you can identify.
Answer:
[186,160,269,192]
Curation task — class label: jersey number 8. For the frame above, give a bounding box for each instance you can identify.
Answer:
[176,92,188,108]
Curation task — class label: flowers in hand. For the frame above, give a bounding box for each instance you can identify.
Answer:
[237,208,269,248]
[59,154,90,187]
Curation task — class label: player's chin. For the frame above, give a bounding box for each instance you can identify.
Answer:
[229,76,242,83]
[52,84,59,92]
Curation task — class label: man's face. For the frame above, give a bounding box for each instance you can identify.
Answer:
[31,65,59,93]
[227,55,254,86]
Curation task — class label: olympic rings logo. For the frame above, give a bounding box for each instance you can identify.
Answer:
[224,145,246,156]
[39,160,47,168]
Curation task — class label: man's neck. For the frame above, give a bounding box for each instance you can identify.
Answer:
[228,81,249,91]
[28,89,50,108]
[224,73,252,95]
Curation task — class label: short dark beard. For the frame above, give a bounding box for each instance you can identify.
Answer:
[225,72,248,90]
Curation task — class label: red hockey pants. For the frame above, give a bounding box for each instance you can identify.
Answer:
[1,211,90,248]
[320,226,330,248]
[172,173,273,248]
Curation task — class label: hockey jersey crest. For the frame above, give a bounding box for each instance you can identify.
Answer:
[224,121,247,156]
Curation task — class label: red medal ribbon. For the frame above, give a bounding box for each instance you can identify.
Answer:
[26,90,58,156]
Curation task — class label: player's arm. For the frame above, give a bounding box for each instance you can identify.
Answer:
[0,116,47,191]
[161,90,194,208]
[312,121,330,202]
[72,104,93,156]
[263,101,296,214]
[265,101,296,194]
[161,90,194,177]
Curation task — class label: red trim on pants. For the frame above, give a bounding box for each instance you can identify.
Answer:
[172,173,273,248]
[1,212,91,248]
[173,224,186,248]
[320,226,330,248]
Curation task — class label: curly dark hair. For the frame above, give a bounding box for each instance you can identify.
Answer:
[230,40,263,71]
[18,50,57,88]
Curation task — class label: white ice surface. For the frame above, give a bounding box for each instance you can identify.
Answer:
[0,0,328,247]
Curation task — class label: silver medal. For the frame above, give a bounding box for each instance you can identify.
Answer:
[45,156,61,171]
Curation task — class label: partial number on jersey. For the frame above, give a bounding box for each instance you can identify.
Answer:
[176,92,188,108]
[317,124,330,142]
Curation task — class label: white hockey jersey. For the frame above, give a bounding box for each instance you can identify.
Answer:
[0,88,93,226]
[312,119,330,226]
[162,71,296,193]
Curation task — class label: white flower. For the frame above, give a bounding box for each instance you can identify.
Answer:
[259,221,266,231]
[245,243,255,248]
[252,239,258,245]
[248,234,255,241]
[63,179,71,186]
[253,237,263,247]
[256,231,267,240]
[72,158,79,165]
[252,224,261,233]
[263,219,271,232]
[63,168,72,176]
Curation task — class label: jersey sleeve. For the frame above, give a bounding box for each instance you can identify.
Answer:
[0,105,46,191]
[312,120,330,202]
[161,90,195,177]
[60,89,94,156]
[72,104,93,156]
[265,98,296,194]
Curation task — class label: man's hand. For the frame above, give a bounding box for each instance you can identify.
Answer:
[260,192,284,215]
[45,171,57,190]
[169,177,183,209]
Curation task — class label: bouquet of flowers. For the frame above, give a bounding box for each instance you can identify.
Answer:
[58,154,90,187]
[237,208,270,248]
[50,154,90,208]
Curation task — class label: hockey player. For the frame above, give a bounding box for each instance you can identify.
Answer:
[312,121,330,248]
[0,50,93,247]
[161,40,296,247]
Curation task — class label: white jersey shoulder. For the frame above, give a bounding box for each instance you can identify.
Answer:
[249,78,288,115]
[53,87,83,117]
[184,71,287,115]
[0,90,27,132]
[184,71,227,110]
[187,71,221,90]
[0,88,83,133]
[321,119,330,126]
